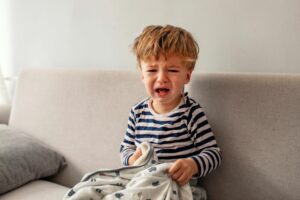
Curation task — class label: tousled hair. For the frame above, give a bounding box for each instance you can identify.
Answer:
[132,25,199,70]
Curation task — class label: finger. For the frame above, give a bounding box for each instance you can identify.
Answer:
[171,168,184,180]
[177,173,189,186]
[177,174,190,186]
[178,179,188,186]
[178,172,193,186]
[133,148,141,156]
[136,148,142,156]
[168,161,182,174]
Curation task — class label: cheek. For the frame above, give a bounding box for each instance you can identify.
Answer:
[142,78,154,89]
[172,76,184,85]
[180,73,190,84]
[171,77,188,90]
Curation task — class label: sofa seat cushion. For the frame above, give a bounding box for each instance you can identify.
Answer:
[0,180,69,200]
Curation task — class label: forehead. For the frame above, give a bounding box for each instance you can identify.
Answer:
[141,54,184,67]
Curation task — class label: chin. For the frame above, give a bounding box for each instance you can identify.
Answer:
[155,97,174,104]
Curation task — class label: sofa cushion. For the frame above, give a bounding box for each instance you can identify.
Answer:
[8,69,146,187]
[0,180,69,200]
[0,125,66,194]
[187,73,300,200]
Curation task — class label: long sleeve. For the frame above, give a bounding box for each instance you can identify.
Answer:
[120,108,137,165]
[189,104,222,178]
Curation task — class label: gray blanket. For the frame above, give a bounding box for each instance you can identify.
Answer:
[63,143,205,200]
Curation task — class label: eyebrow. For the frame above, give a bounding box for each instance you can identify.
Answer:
[143,63,181,69]
[145,64,157,68]
[165,65,181,69]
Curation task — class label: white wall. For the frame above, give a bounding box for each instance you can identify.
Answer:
[1,0,300,77]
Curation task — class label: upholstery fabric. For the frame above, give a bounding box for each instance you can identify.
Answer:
[0,180,69,200]
[187,73,300,200]
[9,69,146,187]
[7,69,300,200]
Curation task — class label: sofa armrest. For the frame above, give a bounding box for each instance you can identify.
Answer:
[0,105,11,124]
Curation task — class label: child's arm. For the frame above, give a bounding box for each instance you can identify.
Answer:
[169,104,222,185]
[188,105,222,178]
[120,108,139,165]
[168,158,198,186]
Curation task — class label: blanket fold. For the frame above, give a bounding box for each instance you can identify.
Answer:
[63,142,193,200]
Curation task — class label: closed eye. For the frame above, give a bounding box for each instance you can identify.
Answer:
[147,69,157,73]
[168,69,179,72]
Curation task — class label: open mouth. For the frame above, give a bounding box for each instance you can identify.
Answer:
[155,88,170,95]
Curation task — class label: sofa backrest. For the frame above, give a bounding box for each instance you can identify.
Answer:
[9,69,146,187]
[188,73,300,200]
[9,69,300,200]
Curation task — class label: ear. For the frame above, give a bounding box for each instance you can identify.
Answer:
[184,70,192,84]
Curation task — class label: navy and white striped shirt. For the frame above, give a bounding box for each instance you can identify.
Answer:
[120,93,221,178]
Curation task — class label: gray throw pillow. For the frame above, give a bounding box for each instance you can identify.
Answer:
[0,125,66,194]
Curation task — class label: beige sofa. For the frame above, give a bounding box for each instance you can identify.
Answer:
[0,68,299,200]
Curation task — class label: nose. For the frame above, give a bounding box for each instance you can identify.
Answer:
[157,70,168,83]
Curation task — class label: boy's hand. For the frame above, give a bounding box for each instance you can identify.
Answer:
[168,158,198,186]
[128,148,142,165]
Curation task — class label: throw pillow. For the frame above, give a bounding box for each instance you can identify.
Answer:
[0,125,66,194]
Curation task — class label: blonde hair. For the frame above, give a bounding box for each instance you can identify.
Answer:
[132,25,199,70]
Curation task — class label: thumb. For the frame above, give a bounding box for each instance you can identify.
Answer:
[132,148,141,157]
[136,148,142,156]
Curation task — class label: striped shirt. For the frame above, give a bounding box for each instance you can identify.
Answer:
[120,93,221,178]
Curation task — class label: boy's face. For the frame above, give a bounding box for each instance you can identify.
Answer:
[140,53,192,114]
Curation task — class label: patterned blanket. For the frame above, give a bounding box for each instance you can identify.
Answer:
[63,142,201,200]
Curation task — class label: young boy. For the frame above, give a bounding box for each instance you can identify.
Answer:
[120,25,221,187]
